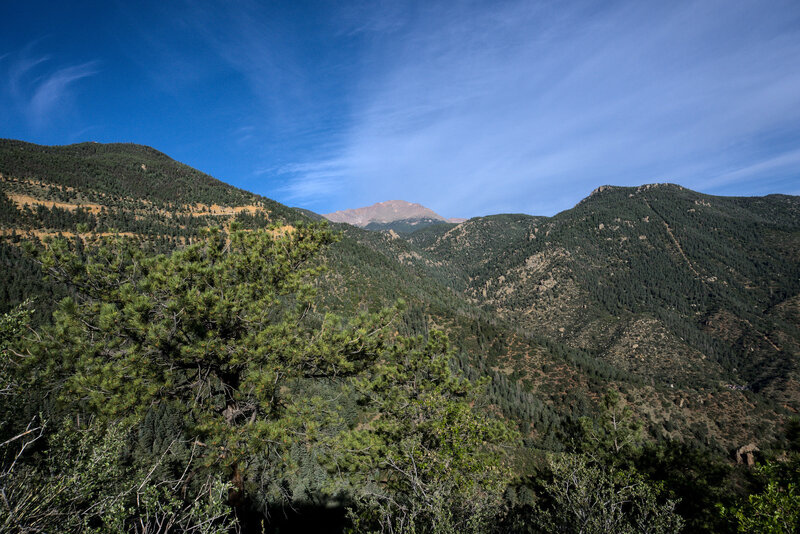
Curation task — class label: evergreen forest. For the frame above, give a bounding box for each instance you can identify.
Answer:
[1,140,798,533]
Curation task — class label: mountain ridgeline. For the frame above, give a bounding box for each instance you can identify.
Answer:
[323,187,800,449]
[1,140,799,532]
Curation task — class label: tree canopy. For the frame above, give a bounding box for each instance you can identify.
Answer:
[4,223,517,532]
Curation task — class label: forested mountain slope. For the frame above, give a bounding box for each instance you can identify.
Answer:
[2,141,798,455]
[404,184,800,406]
[0,139,291,210]
[323,185,800,450]
[0,139,300,318]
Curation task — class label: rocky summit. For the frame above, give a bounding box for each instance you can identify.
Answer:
[324,199,463,233]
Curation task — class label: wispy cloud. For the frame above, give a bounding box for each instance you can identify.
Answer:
[232,125,256,145]
[273,159,350,204]
[109,0,346,156]
[2,45,98,131]
[284,0,800,217]
[6,1,792,216]
[8,55,50,97]
[699,148,800,191]
[29,62,98,128]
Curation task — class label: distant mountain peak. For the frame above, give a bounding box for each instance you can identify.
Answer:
[324,200,462,227]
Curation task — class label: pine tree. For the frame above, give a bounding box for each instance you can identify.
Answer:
[24,223,395,478]
[15,223,517,530]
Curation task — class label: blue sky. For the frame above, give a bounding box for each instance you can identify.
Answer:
[1,0,799,218]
